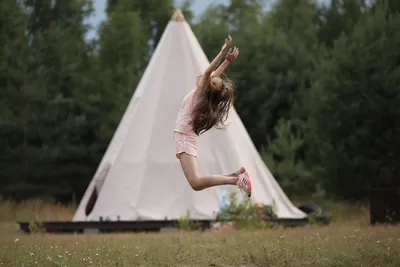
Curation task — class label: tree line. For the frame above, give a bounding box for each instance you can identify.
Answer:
[1,0,399,203]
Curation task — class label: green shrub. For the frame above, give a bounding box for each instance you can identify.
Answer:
[217,192,277,229]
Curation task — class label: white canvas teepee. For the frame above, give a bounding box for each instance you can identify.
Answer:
[73,9,306,221]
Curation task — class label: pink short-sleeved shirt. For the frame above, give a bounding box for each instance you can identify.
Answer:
[174,89,197,136]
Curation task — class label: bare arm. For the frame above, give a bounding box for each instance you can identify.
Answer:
[212,46,239,77]
[197,35,232,94]
[212,58,231,77]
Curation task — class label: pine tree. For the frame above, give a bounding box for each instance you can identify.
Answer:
[261,119,314,197]
[309,5,400,199]
[0,0,98,201]
[0,0,32,198]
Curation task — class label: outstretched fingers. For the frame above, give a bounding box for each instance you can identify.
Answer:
[227,46,239,60]
[222,35,232,51]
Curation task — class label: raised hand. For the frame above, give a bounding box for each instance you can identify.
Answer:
[221,35,232,52]
[226,46,239,61]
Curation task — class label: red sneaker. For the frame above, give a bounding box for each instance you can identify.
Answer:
[236,172,252,197]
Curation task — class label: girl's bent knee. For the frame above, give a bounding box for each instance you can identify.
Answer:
[187,177,203,191]
[191,185,203,191]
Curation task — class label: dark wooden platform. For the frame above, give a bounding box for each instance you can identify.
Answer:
[18,216,330,234]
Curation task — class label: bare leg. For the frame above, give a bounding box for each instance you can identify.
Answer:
[222,168,245,178]
[180,153,240,191]
[230,166,246,177]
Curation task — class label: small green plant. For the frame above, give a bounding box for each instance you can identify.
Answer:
[28,219,45,234]
[177,210,202,230]
[217,192,277,229]
[308,213,317,225]
[177,210,192,230]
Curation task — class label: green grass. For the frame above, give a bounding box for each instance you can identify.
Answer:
[1,224,399,266]
[0,199,399,266]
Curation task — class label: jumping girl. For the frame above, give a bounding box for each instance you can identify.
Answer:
[174,35,252,197]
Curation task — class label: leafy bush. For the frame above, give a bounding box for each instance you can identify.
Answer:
[216,192,277,229]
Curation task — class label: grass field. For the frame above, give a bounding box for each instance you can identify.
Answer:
[0,199,399,266]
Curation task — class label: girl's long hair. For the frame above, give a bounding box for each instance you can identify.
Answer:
[190,73,235,136]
